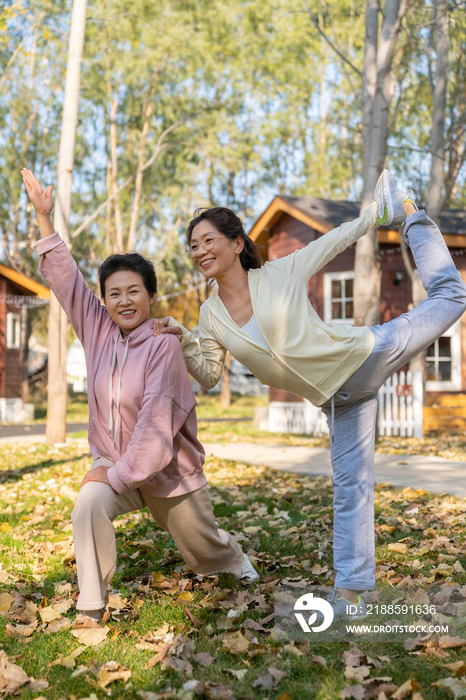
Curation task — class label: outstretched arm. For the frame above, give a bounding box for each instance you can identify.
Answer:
[23,169,110,346]
[270,202,378,283]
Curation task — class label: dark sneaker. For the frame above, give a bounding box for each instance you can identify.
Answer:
[326,588,367,620]
[374,170,417,227]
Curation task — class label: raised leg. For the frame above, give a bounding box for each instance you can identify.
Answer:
[343,209,466,396]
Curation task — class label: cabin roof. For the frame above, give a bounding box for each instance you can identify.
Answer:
[0,262,50,298]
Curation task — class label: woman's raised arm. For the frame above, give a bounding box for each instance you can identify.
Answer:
[21,169,55,238]
[22,169,110,346]
[270,202,378,283]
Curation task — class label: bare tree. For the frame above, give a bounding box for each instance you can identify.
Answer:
[354,0,408,327]
[46,0,88,444]
[426,0,449,224]
[127,97,154,251]
[70,120,183,239]
[220,351,232,408]
[304,0,408,326]
[402,1,449,382]
[20,306,32,403]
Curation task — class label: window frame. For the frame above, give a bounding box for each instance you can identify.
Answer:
[323,271,355,325]
[425,319,462,392]
[6,312,21,350]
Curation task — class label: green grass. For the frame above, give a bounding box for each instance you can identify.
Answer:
[1,440,466,698]
[30,392,266,426]
[196,393,267,420]
[21,391,466,462]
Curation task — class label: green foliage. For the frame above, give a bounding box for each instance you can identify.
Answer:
[1,0,466,334]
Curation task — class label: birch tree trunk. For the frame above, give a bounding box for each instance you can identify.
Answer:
[108,78,124,252]
[127,100,153,251]
[410,1,449,384]
[20,306,31,404]
[46,0,87,444]
[353,0,380,327]
[353,0,407,327]
[220,351,232,408]
[426,0,449,225]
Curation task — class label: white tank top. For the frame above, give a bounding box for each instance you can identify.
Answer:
[241,314,269,349]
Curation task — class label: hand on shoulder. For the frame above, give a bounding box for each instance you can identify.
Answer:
[152,317,182,338]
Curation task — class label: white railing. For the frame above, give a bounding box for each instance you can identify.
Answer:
[378,370,423,438]
[265,371,423,438]
[0,398,34,423]
[268,400,328,436]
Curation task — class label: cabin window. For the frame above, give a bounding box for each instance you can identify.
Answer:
[426,320,462,391]
[324,272,355,324]
[7,312,21,349]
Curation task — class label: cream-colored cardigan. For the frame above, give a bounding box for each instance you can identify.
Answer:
[168,202,378,407]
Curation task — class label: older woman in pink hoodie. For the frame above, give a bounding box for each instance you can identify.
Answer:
[22,169,257,620]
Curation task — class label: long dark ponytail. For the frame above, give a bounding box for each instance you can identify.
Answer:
[186,207,262,271]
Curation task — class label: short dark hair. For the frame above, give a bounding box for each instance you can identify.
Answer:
[98,253,157,299]
[186,207,262,271]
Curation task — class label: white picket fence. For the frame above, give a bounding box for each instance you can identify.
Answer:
[0,398,34,423]
[268,400,328,436]
[377,370,423,438]
[266,370,423,438]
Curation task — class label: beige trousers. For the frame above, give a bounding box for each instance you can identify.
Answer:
[72,458,243,610]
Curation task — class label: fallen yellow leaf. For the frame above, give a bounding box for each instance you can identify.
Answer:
[0,593,13,612]
[97,661,131,688]
[388,543,408,554]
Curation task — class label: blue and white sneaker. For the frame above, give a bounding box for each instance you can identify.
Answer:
[374,170,418,227]
[326,588,367,620]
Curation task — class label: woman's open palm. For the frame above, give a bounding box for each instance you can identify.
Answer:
[21,168,53,217]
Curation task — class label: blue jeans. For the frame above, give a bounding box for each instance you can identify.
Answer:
[321,210,466,590]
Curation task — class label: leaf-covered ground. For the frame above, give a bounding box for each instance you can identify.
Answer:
[1,439,466,699]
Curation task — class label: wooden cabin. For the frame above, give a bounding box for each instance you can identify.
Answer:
[248,196,466,433]
[0,263,50,422]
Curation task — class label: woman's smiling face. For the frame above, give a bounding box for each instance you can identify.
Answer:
[103,270,154,337]
[190,220,243,279]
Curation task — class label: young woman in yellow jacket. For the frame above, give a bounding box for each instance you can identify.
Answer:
[153,170,466,619]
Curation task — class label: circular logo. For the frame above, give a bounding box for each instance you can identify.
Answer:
[293,593,334,632]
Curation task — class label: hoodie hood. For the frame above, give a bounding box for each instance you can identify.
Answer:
[112,318,155,347]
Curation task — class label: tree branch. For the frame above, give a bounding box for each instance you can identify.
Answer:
[70,120,183,239]
[416,0,465,29]
[379,0,409,78]
[427,22,435,95]
[0,12,45,93]
[302,0,362,78]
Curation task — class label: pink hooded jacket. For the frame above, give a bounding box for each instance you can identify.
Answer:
[34,233,207,498]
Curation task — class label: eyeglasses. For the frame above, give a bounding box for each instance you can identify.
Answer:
[185,234,219,256]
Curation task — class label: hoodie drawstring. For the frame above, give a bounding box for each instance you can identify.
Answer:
[108,334,118,438]
[108,334,130,449]
[330,391,350,444]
